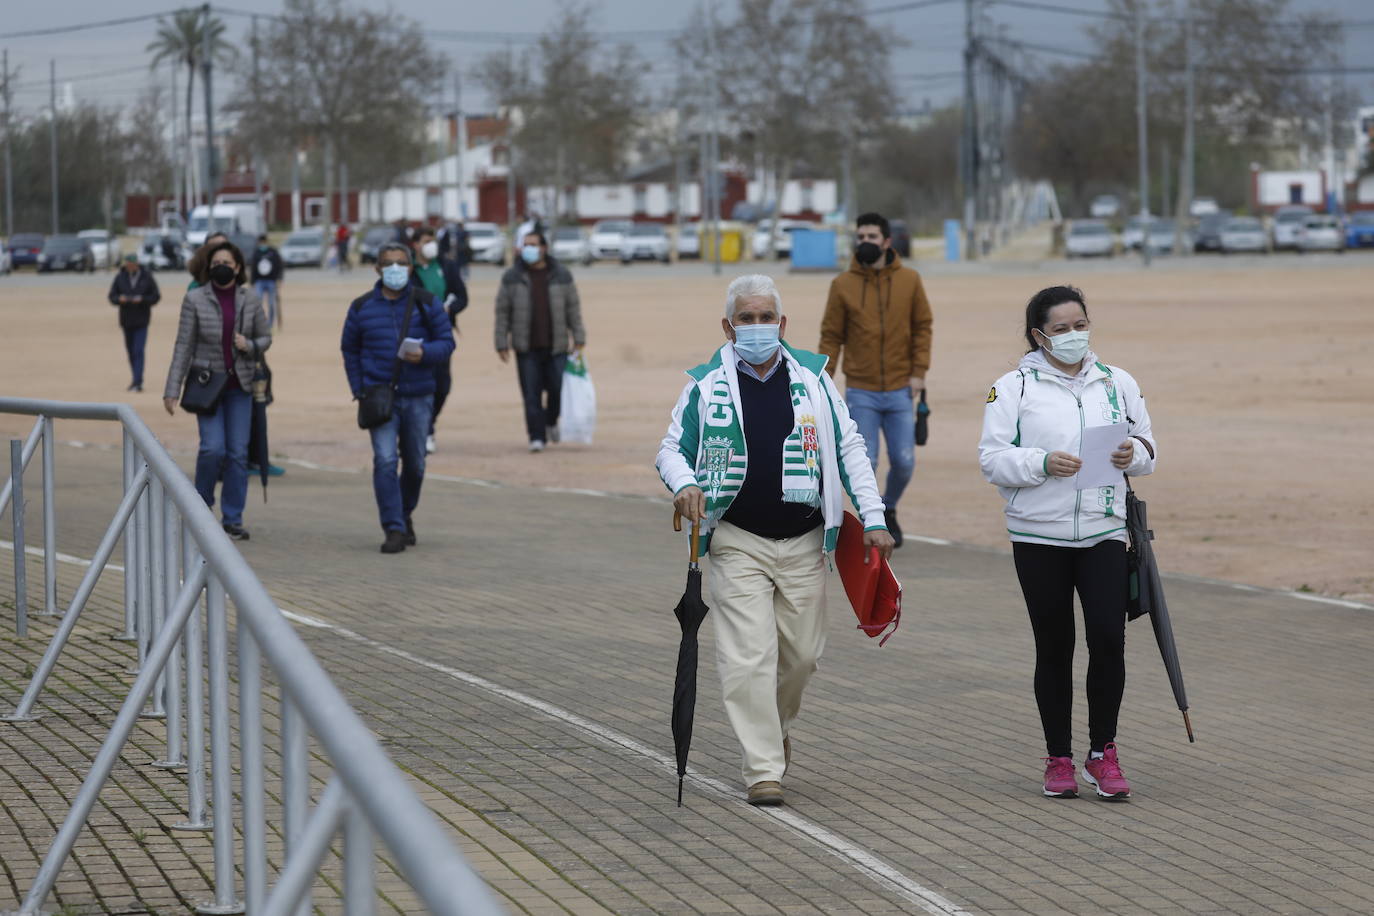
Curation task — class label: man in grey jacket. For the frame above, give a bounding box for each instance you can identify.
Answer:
[494,230,587,452]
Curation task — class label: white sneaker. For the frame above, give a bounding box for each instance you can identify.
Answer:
[547,424,561,443]
[425,434,437,454]
[528,440,545,453]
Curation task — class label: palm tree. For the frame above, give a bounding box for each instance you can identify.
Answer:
[147,8,234,207]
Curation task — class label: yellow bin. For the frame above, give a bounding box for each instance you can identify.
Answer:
[703,225,744,262]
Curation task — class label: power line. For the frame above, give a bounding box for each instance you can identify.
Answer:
[10,63,153,92]
[989,0,1374,29]
[0,9,182,40]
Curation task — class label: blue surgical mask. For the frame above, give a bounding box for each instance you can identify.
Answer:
[380,264,409,291]
[1042,328,1090,364]
[521,245,542,265]
[732,323,782,364]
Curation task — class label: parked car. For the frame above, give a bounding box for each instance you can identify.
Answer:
[1144,219,1190,254]
[1064,220,1114,258]
[888,219,912,257]
[357,225,393,264]
[1271,205,1314,250]
[1188,197,1221,217]
[465,222,507,264]
[676,221,702,259]
[1219,216,1267,253]
[750,219,811,259]
[140,230,188,270]
[7,233,45,267]
[37,235,96,272]
[1121,215,1150,250]
[1345,210,1374,249]
[1089,194,1121,219]
[550,225,593,265]
[280,229,324,267]
[1192,211,1233,252]
[620,223,671,263]
[77,229,121,269]
[1296,214,1344,252]
[590,220,632,261]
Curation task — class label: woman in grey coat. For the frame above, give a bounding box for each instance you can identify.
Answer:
[162,240,272,540]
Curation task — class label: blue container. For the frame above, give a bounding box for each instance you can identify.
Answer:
[944,219,962,262]
[789,228,837,271]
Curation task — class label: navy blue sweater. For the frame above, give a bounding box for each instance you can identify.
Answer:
[340,282,455,398]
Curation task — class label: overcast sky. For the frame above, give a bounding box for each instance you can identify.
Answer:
[5,0,1371,131]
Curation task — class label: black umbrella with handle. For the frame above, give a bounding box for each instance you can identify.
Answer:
[670,512,710,806]
[1125,478,1194,742]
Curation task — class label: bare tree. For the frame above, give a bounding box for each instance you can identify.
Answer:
[227,0,443,243]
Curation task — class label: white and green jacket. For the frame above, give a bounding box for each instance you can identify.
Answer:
[656,341,888,556]
[979,350,1157,547]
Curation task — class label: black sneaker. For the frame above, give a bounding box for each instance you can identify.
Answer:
[380,529,407,554]
[883,509,903,549]
[223,523,250,541]
[403,517,417,546]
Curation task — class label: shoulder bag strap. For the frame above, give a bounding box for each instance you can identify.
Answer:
[389,290,417,389]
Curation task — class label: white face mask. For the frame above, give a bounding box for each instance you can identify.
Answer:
[420,240,439,260]
[1040,328,1090,365]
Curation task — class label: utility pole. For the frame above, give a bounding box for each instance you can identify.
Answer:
[49,59,58,234]
[704,0,722,275]
[1160,143,1171,219]
[2,50,13,239]
[252,15,263,231]
[201,3,216,211]
[171,61,181,219]
[961,0,978,260]
[1135,3,1151,267]
[1323,77,1335,212]
[454,71,465,220]
[1176,4,1194,255]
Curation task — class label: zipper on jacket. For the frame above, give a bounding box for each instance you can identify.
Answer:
[1074,395,1084,542]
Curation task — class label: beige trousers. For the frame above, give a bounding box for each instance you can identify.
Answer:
[707,521,827,787]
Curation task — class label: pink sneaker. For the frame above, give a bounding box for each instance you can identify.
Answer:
[1081,743,1132,799]
[1042,756,1078,798]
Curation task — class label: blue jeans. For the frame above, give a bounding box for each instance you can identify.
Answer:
[368,395,432,533]
[845,387,915,510]
[122,326,147,387]
[254,279,279,325]
[515,350,567,443]
[194,387,253,526]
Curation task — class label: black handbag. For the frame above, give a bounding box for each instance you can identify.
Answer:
[180,365,229,415]
[356,292,416,429]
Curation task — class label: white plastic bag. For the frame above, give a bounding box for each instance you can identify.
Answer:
[560,352,596,444]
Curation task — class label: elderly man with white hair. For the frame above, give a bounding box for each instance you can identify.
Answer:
[656,274,893,806]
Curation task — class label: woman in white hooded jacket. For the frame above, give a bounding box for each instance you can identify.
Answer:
[979,285,1156,801]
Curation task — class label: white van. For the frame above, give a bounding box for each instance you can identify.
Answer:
[187,202,265,246]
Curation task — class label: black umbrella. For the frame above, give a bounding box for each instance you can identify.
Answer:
[1125,479,1194,742]
[249,356,273,501]
[670,512,711,806]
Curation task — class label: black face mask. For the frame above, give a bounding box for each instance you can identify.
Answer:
[855,241,883,265]
[209,264,236,287]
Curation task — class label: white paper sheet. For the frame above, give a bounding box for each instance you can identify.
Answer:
[1074,423,1129,490]
[397,337,424,358]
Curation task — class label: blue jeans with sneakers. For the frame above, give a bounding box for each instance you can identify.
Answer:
[194,387,253,526]
[368,395,432,533]
[844,386,915,510]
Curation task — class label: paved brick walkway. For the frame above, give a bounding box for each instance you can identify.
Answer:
[3,443,1373,914]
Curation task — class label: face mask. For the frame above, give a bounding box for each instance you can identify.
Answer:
[521,245,542,265]
[1041,328,1090,364]
[732,323,782,364]
[209,264,236,287]
[855,241,882,265]
[420,240,439,260]
[380,263,410,291]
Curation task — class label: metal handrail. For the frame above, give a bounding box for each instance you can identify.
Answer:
[1,397,503,915]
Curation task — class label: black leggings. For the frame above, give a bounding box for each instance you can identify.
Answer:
[1012,540,1127,758]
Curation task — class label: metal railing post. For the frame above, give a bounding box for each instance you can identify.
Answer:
[282,696,312,916]
[40,415,55,617]
[344,802,377,916]
[0,416,41,518]
[12,562,207,916]
[134,467,152,673]
[2,466,149,722]
[258,779,349,916]
[142,476,166,718]
[173,525,210,831]
[116,430,137,641]
[10,439,27,638]
[154,496,184,769]
[197,574,244,915]
[237,616,267,915]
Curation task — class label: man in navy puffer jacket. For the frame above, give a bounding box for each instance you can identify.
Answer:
[341,243,456,553]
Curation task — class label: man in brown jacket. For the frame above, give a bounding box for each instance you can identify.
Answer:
[817,212,933,547]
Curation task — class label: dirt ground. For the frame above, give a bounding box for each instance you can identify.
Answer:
[2,250,1371,600]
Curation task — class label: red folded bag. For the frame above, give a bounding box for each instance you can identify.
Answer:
[835,511,902,646]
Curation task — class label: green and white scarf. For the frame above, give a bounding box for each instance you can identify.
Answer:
[695,363,823,526]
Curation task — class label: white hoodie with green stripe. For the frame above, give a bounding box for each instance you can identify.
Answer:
[656,341,888,556]
[980,350,1157,547]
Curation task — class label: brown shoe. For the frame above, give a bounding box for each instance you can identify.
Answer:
[747,780,784,806]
